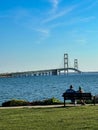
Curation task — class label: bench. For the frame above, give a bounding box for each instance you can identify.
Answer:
[62,92,95,106]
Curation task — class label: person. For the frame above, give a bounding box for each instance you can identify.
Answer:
[77,86,83,93]
[77,86,85,105]
[66,85,76,93]
[66,85,76,104]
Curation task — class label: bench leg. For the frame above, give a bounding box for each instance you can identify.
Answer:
[64,98,65,107]
[93,96,96,105]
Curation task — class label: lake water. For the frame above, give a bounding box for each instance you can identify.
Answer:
[0,73,98,106]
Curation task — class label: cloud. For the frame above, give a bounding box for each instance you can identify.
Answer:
[1,1,96,45]
[35,28,49,35]
[47,15,95,30]
[84,0,98,10]
[48,0,97,25]
[51,0,59,9]
[77,0,98,14]
[49,0,59,7]
[75,39,87,45]
[49,0,60,12]
[33,28,50,44]
[42,4,77,23]
[5,7,50,44]
[78,16,95,22]
[69,16,96,25]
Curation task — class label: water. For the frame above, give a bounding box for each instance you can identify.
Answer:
[0,73,98,106]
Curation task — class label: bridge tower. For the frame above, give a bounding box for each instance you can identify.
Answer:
[74,59,78,70]
[64,53,68,74]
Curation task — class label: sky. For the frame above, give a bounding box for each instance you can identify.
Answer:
[0,0,98,73]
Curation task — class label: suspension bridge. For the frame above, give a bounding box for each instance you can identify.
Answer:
[0,53,81,77]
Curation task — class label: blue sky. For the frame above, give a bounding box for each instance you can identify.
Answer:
[0,0,98,73]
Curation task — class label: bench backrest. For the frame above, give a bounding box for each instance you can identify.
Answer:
[62,92,92,100]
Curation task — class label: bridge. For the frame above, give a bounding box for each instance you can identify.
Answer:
[0,53,81,77]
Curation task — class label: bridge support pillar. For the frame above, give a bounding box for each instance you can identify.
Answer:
[64,53,68,74]
[52,70,57,75]
[74,59,78,70]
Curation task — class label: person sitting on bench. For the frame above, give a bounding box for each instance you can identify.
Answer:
[66,85,76,93]
[66,85,76,104]
[77,86,85,105]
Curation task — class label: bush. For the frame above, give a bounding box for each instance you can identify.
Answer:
[43,97,61,105]
[2,97,62,107]
[30,100,43,105]
[31,97,62,105]
[2,99,29,107]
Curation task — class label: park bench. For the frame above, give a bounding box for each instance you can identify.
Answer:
[62,92,95,106]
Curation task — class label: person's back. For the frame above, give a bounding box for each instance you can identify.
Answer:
[65,85,76,104]
[77,86,85,105]
[77,87,83,93]
[66,85,76,93]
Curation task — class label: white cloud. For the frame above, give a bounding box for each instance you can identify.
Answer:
[75,39,87,45]
[49,0,60,12]
[33,28,50,44]
[46,15,95,30]
[78,16,95,22]
[42,4,77,23]
[35,28,49,35]
[1,1,96,45]
[67,16,96,26]
[52,0,59,9]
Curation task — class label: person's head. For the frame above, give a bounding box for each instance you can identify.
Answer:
[70,85,73,89]
[79,86,81,90]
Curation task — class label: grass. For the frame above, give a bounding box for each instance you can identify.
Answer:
[0,105,98,130]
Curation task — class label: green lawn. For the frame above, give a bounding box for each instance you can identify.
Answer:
[0,105,98,130]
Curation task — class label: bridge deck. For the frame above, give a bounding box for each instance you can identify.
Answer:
[0,68,81,77]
